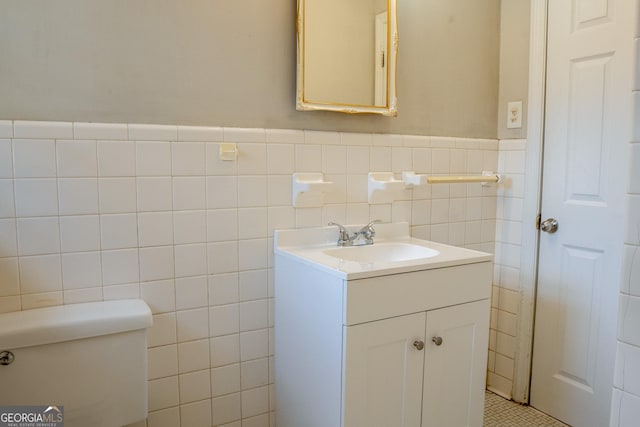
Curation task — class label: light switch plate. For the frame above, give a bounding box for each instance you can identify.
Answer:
[507,101,523,129]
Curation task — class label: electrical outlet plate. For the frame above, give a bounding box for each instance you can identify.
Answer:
[507,101,523,129]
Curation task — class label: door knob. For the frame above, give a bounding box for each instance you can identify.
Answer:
[413,340,425,350]
[432,336,443,346]
[540,218,559,234]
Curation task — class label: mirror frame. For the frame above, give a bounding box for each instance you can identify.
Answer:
[296,0,398,116]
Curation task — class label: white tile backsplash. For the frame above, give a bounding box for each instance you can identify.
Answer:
[140,280,175,314]
[178,338,210,374]
[148,344,178,380]
[13,140,57,178]
[173,210,207,245]
[60,215,100,252]
[136,141,172,176]
[61,251,102,289]
[210,304,240,338]
[238,208,268,240]
[175,276,208,311]
[211,363,241,397]
[13,121,73,139]
[237,176,268,208]
[206,176,238,209]
[243,271,267,306]
[139,246,175,281]
[241,385,269,418]
[240,299,269,332]
[180,397,212,426]
[0,140,13,178]
[176,307,209,342]
[56,140,97,177]
[103,283,139,301]
[210,334,240,368]
[294,144,322,172]
[62,287,102,305]
[172,177,206,210]
[0,121,13,138]
[266,129,305,145]
[0,258,20,296]
[137,177,172,212]
[0,120,503,424]
[0,180,15,219]
[17,217,60,256]
[178,125,223,142]
[174,244,207,278]
[207,241,239,274]
[487,139,526,398]
[0,219,17,258]
[18,254,62,294]
[101,249,139,286]
[224,127,265,144]
[266,144,295,174]
[58,178,99,215]
[128,124,177,142]
[148,376,180,412]
[73,122,128,141]
[172,142,205,176]
[99,178,137,213]
[211,392,241,426]
[238,143,267,175]
[341,132,372,146]
[148,312,178,347]
[178,369,211,403]
[138,212,174,247]
[100,213,138,250]
[240,329,269,361]
[21,291,63,310]
[147,406,180,427]
[97,141,136,177]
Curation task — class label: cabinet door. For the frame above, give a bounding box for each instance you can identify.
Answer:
[422,299,490,427]
[343,312,426,427]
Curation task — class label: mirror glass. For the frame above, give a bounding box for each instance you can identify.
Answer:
[296,0,398,116]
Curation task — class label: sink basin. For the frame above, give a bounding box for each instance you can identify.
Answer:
[323,242,440,263]
[275,222,493,279]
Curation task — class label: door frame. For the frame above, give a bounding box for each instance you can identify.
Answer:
[511,0,547,404]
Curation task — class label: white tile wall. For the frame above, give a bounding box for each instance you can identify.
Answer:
[0,120,499,427]
[486,138,527,399]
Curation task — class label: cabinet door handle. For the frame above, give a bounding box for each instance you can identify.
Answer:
[432,336,443,346]
[413,340,425,350]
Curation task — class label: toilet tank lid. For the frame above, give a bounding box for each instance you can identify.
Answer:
[0,299,153,349]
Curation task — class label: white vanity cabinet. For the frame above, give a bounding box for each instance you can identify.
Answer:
[274,236,492,427]
[343,300,489,427]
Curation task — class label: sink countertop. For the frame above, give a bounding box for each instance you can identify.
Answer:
[274,222,493,280]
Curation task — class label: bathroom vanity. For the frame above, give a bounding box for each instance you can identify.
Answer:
[274,223,492,427]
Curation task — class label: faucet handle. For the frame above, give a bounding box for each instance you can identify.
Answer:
[359,220,382,237]
[328,222,351,244]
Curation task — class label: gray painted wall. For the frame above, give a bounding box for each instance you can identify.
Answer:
[498,0,530,140]
[0,0,501,138]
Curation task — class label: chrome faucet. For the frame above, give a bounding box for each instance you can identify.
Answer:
[328,220,381,246]
[328,222,351,246]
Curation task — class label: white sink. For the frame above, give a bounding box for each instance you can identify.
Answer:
[323,242,439,263]
[274,222,493,280]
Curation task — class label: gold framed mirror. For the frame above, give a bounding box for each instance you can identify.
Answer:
[296,0,398,116]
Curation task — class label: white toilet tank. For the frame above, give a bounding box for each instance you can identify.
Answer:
[0,299,153,427]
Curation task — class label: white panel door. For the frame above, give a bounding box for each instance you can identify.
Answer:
[342,312,426,427]
[422,300,490,427]
[530,1,633,426]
